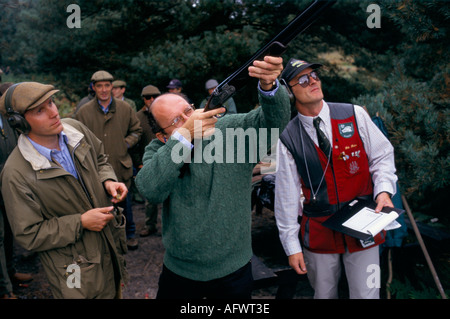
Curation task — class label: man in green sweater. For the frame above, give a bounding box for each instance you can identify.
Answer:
[136,56,290,299]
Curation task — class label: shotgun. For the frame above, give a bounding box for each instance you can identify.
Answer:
[203,0,336,113]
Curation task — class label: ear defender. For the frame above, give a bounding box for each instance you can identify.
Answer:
[4,83,31,134]
[279,78,295,105]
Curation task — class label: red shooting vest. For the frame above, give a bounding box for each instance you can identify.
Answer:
[279,103,385,253]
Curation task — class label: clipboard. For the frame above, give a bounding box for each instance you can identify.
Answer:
[322,198,404,241]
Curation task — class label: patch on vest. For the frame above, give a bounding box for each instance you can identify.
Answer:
[338,122,354,138]
[349,161,360,174]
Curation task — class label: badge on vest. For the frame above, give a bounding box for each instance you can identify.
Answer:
[338,122,354,138]
[349,161,360,174]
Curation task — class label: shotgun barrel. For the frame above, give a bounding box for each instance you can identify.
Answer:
[204,0,336,113]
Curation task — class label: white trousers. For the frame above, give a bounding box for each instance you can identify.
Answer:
[303,245,380,299]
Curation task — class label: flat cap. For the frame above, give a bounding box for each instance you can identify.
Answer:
[91,70,114,83]
[141,85,161,96]
[205,79,219,90]
[281,58,322,83]
[0,82,59,115]
[112,80,126,88]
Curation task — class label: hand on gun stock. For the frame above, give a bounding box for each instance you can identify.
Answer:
[248,56,284,91]
[176,107,226,142]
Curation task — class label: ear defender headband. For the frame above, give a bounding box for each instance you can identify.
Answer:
[4,83,31,134]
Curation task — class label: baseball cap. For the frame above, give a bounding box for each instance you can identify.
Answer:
[281,58,322,83]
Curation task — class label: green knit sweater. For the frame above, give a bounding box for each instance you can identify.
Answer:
[136,86,290,281]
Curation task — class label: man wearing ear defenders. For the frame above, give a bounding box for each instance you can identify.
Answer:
[0,82,128,298]
[136,55,291,299]
[274,58,398,299]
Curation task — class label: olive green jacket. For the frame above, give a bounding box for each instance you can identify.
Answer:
[0,118,128,298]
[76,98,142,188]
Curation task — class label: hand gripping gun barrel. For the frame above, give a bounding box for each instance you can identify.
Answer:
[203,0,336,114]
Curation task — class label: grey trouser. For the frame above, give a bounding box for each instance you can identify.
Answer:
[303,245,380,299]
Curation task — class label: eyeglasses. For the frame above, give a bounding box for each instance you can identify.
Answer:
[160,104,195,131]
[292,71,320,88]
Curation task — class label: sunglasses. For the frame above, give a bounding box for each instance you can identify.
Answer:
[292,71,320,88]
[143,95,158,100]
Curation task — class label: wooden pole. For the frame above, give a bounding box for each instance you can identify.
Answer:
[401,195,447,299]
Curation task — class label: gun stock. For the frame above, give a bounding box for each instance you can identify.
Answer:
[204,0,335,112]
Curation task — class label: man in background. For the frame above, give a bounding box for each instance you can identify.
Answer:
[131,84,161,236]
[0,82,33,299]
[76,70,142,250]
[112,80,137,112]
[199,79,237,114]
[166,78,192,103]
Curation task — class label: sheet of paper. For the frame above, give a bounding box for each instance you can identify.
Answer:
[342,207,399,236]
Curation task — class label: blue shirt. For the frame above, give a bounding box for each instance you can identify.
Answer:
[98,97,113,114]
[27,132,78,179]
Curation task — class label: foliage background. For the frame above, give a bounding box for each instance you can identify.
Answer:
[0,0,448,225]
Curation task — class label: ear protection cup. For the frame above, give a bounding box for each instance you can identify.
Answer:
[4,83,31,134]
[279,78,298,119]
[279,78,294,105]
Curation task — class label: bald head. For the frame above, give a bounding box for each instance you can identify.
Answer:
[150,93,189,124]
[148,93,193,140]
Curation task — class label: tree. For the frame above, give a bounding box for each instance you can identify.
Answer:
[353,0,449,219]
[1,0,448,219]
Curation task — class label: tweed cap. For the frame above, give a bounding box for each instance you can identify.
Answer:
[0,82,59,115]
[91,70,114,83]
[281,58,322,83]
[112,80,126,88]
[141,85,161,96]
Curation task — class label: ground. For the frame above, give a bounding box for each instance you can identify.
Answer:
[9,202,313,299]
[9,201,450,299]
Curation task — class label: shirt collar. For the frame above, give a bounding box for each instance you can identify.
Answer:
[26,132,69,162]
[297,100,330,128]
[98,97,113,113]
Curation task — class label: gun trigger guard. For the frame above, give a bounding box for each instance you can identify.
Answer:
[214,108,227,118]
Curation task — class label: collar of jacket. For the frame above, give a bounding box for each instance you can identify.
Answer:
[96,97,116,114]
[17,123,84,171]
